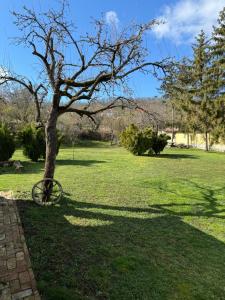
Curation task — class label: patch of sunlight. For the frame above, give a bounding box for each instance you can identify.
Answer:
[64,215,113,227]
[215,211,225,217]
[183,216,225,243]
[74,207,163,219]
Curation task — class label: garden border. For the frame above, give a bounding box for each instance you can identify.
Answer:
[0,191,41,300]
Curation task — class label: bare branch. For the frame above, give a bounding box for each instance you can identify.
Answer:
[4,4,170,127]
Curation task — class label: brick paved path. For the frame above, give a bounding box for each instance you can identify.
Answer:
[0,192,40,300]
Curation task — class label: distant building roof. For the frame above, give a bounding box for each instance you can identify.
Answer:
[164,127,179,133]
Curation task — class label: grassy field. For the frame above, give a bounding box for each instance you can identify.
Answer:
[1,143,225,299]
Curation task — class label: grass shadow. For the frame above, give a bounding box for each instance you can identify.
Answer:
[56,159,106,166]
[68,140,110,148]
[146,153,199,159]
[0,159,106,175]
[0,161,44,175]
[17,197,225,300]
[148,180,225,219]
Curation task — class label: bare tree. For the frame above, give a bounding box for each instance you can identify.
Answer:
[0,3,168,190]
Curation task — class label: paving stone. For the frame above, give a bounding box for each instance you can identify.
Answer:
[6,242,14,251]
[0,287,11,300]
[12,288,33,299]
[0,194,40,299]
[8,272,18,281]
[7,257,17,270]
[10,279,20,293]
[7,249,17,257]
[0,281,9,291]
[19,271,30,284]
[4,217,11,225]
[16,252,24,261]
[0,260,7,267]
[16,260,27,272]
[0,246,6,257]
[21,281,32,291]
[0,233,5,241]
[0,264,7,273]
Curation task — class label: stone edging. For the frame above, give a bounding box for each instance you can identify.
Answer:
[0,191,41,300]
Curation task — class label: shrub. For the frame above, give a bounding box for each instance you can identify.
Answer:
[120,124,152,155]
[150,133,171,155]
[77,130,112,141]
[0,124,15,161]
[120,125,170,156]
[120,124,143,155]
[19,124,62,162]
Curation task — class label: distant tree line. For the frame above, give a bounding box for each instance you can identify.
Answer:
[0,92,179,145]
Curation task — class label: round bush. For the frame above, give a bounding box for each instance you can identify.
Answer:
[120,125,170,156]
[0,124,15,161]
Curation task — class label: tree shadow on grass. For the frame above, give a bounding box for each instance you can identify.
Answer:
[56,159,106,166]
[149,180,225,219]
[0,159,106,175]
[146,153,199,159]
[17,194,225,300]
[0,161,44,175]
[70,140,111,148]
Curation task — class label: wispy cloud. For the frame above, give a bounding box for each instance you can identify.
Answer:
[105,11,119,28]
[153,0,225,43]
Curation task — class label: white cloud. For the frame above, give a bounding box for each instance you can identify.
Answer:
[0,66,8,77]
[105,11,119,28]
[153,0,225,43]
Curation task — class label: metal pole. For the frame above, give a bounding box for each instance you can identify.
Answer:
[171,104,175,145]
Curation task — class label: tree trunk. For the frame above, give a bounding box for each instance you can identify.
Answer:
[44,108,58,179]
[34,95,42,124]
[205,131,209,151]
[171,105,175,146]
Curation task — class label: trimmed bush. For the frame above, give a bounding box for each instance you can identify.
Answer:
[120,124,146,155]
[0,124,15,161]
[120,125,170,156]
[150,133,171,155]
[19,124,62,162]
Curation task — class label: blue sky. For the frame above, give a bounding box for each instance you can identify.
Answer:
[0,0,224,97]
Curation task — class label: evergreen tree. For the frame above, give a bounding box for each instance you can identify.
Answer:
[161,58,198,138]
[210,8,225,99]
[191,30,213,151]
[210,8,225,143]
[161,9,225,150]
[162,31,214,150]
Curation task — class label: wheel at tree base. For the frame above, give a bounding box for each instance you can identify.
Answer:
[32,178,63,206]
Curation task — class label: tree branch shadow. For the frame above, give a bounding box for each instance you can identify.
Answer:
[16,190,225,299]
[56,159,106,166]
[0,159,106,175]
[143,153,199,159]
[148,180,225,219]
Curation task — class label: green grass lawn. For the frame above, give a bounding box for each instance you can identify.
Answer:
[1,143,225,299]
